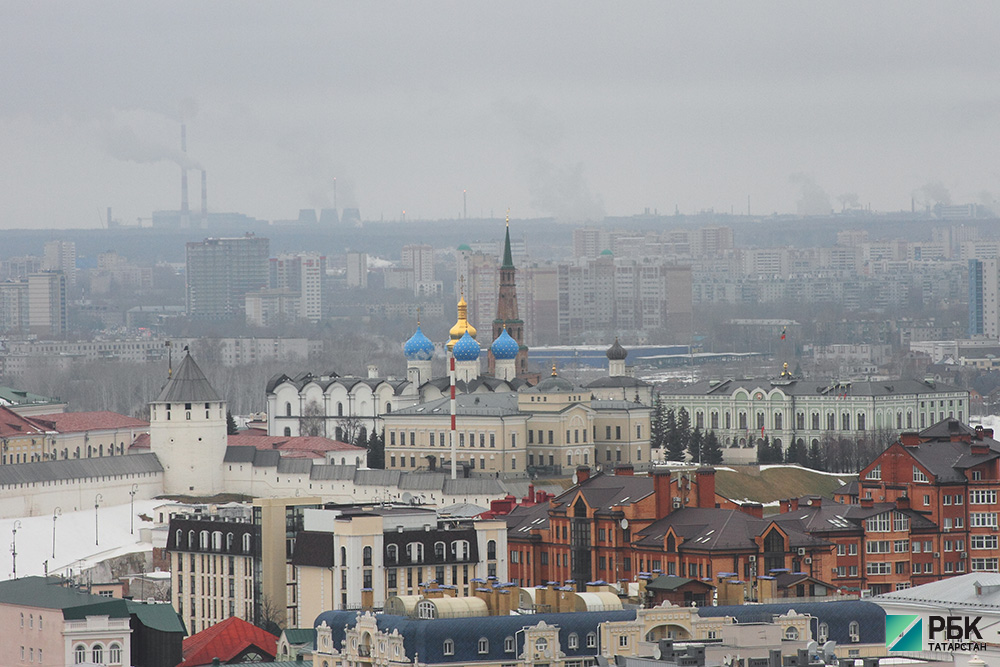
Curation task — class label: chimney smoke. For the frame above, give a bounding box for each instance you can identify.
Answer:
[201,170,207,227]
[180,125,189,226]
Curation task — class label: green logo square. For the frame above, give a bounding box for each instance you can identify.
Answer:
[886,614,922,651]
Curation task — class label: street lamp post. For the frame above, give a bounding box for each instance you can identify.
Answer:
[94,493,103,546]
[52,507,61,558]
[129,484,139,535]
[11,520,21,579]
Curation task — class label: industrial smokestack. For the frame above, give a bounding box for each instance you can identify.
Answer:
[201,170,207,227]
[180,125,189,227]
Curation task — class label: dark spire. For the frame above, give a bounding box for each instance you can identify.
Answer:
[501,211,514,269]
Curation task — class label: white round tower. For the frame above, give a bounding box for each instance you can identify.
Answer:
[149,350,228,496]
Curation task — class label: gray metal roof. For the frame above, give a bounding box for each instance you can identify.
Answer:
[663,377,965,398]
[309,464,358,481]
[875,571,1000,609]
[355,469,403,486]
[0,452,162,486]
[224,446,257,463]
[391,392,522,418]
[277,458,314,474]
[442,477,505,495]
[398,472,448,490]
[154,352,221,403]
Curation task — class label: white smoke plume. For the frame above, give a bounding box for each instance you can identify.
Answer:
[102,120,201,170]
[789,173,832,216]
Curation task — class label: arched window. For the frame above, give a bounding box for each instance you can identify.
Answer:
[341,546,348,565]
[363,546,372,566]
[818,623,829,643]
[849,621,860,641]
[283,427,291,437]
[568,633,579,649]
[418,600,436,619]
[451,540,469,560]
[386,544,398,564]
[587,632,597,648]
[386,403,392,413]
[434,541,446,560]
[74,645,86,664]
[199,530,209,549]
[285,402,292,417]
[504,636,515,653]
[857,413,866,431]
[29,613,33,627]
[188,530,196,549]
[784,627,799,640]
[487,540,497,560]
[478,637,489,654]
[242,533,251,553]
[212,531,223,551]
[443,639,455,656]
[226,533,234,550]
[407,542,424,563]
[337,402,344,417]
[92,645,104,664]
[109,643,122,664]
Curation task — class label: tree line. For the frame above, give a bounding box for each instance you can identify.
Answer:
[650,396,724,465]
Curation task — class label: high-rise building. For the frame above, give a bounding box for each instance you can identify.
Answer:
[346,252,368,288]
[27,271,67,336]
[0,281,28,333]
[401,244,434,283]
[43,240,76,285]
[488,225,528,376]
[186,235,270,319]
[269,253,326,322]
[969,258,1000,338]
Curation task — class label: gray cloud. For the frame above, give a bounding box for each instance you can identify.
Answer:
[102,120,201,170]
[790,173,832,216]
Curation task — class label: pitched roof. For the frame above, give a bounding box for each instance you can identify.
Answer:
[227,434,364,458]
[0,405,47,437]
[771,501,936,534]
[664,377,964,398]
[180,616,277,667]
[875,571,1000,609]
[0,386,61,408]
[0,453,162,486]
[636,508,830,551]
[550,472,653,515]
[645,575,714,592]
[155,352,221,403]
[31,411,148,433]
[125,600,187,634]
[0,576,121,611]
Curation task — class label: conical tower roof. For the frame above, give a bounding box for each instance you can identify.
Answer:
[501,216,514,269]
[155,351,222,403]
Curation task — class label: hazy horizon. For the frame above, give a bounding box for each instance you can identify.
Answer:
[2,1,998,229]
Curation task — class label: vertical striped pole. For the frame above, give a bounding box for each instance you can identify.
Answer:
[450,354,457,480]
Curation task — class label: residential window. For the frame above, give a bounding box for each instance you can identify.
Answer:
[478,638,489,654]
[443,640,455,656]
[970,490,997,504]
[972,535,998,550]
[865,465,881,481]
[587,633,597,648]
[912,466,928,483]
[505,636,515,653]
[971,513,999,528]
[892,513,909,531]
[866,514,890,532]
[972,558,999,572]
[569,633,579,649]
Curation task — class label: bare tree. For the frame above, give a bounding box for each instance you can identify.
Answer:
[299,399,326,437]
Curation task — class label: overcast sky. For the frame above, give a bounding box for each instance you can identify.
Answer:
[1,1,998,229]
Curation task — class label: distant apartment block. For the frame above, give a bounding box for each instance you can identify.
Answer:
[42,240,76,285]
[345,252,368,288]
[245,288,301,326]
[269,253,326,322]
[969,258,999,338]
[186,235,270,319]
[27,271,67,336]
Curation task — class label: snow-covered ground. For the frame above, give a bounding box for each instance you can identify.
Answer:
[0,500,179,581]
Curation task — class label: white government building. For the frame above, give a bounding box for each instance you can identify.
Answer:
[659,369,970,462]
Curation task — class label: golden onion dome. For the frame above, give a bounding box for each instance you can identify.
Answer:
[447,295,477,350]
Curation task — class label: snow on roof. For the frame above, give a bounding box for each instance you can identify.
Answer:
[0,499,182,581]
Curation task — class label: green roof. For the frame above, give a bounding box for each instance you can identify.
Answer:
[457,243,472,251]
[501,225,514,269]
[0,386,61,406]
[0,576,118,611]
[282,628,316,645]
[126,600,187,634]
[62,599,131,621]
[600,249,613,256]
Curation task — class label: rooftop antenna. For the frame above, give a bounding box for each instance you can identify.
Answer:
[166,341,173,379]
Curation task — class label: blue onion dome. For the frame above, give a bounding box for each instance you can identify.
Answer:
[403,325,435,361]
[452,331,481,361]
[491,327,519,361]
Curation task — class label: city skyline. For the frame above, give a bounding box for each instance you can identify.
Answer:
[2,2,1000,228]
